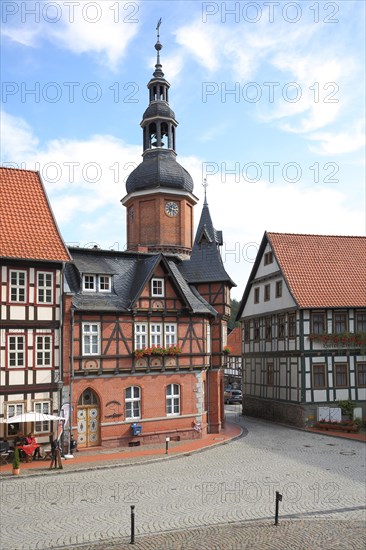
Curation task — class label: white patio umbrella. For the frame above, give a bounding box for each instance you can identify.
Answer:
[2,411,64,424]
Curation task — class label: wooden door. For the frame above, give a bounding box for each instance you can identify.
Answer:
[77,389,100,447]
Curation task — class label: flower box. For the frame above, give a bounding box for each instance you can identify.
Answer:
[316,421,359,433]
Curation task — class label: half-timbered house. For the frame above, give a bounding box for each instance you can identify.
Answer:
[237,232,366,427]
[63,33,235,448]
[0,167,70,444]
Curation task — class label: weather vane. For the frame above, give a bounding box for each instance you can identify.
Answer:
[156,17,162,40]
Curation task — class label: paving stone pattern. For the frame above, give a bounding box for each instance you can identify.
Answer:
[1,413,365,550]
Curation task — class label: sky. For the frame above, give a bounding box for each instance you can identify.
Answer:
[1,0,365,300]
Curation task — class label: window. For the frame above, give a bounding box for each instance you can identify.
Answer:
[312,364,326,388]
[275,281,282,298]
[312,312,325,335]
[357,363,366,387]
[254,287,260,304]
[151,278,164,297]
[266,363,274,386]
[9,270,26,302]
[6,403,24,436]
[166,384,180,415]
[37,272,53,303]
[36,335,52,367]
[264,284,270,302]
[83,274,96,291]
[264,251,273,265]
[254,319,260,341]
[334,312,347,333]
[265,317,272,340]
[334,364,348,387]
[150,324,162,347]
[99,275,111,292]
[125,386,140,419]
[356,312,366,332]
[165,324,177,346]
[244,321,250,343]
[278,315,285,339]
[82,323,100,355]
[34,402,50,433]
[288,314,296,338]
[206,324,211,354]
[8,335,25,367]
[135,324,147,349]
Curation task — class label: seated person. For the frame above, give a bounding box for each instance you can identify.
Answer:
[13,432,26,459]
[26,433,41,459]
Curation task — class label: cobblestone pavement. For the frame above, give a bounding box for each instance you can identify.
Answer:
[1,411,365,550]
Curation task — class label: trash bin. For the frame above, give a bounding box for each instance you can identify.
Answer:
[131,423,142,436]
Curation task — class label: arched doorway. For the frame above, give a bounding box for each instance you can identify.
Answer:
[77,389,100,448]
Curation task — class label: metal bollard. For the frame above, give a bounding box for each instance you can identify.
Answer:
[130,505,135,544]
[275,491,282,526]
[165,436,170,455]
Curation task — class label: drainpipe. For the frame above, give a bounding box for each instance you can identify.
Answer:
[69,307,75,456]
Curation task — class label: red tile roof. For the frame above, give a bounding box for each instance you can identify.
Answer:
[267,232,366,308]
[0,168,70,262]
[227,326,242,355]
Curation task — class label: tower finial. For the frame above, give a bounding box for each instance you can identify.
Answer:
[202,178,208,206]
[154,18,164,77]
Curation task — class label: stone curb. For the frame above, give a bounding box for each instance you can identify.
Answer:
[0,424,245,480]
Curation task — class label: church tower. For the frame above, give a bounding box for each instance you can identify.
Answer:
[122,25,198,255]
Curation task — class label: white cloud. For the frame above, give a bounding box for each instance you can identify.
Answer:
[307,122,366,155]
[1,0,139,71]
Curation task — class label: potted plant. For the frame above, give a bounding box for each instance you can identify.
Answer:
[337,399,356,419]
[12,447,21,475]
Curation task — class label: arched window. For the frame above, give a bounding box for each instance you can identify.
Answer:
[78,389,98,406]
[166,384,180,416]
[125,386,141,419]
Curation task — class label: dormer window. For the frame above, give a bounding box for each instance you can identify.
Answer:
[99,275,111,292]
[82,274,112,293]
[83,274,96,291]
[151,278,164,297]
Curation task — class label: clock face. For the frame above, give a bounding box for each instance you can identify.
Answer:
[165,201,179,217]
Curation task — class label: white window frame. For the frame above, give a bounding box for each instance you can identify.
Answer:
[82,323,100,355]
[36,335,52,367]
[150,323,162,347]
[34,401,51,433]
[83,274,96,292]
[9,269,27,303]
[8,335,25,368]
[6,403,24,436]
[166,383,180,416]
[165,324,177,347]
[37,271,53,303]
[151,278,164,297]
[99,275,111,292]
[135,324,147,349]
[125,386,141,419]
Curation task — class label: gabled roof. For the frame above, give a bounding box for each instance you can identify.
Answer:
[237,232,366,318]
[0,167,70,263]
[66,248,217,316]
[267,232,366,308]
[179,203,236,287]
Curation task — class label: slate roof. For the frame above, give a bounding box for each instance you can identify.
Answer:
[237,232,366,318]
[0,167,70,262]
[179,203,236,287]
[125,149,194,194]
[66,248,217,316]
[267,232,366,308]
[142,102,176,121]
